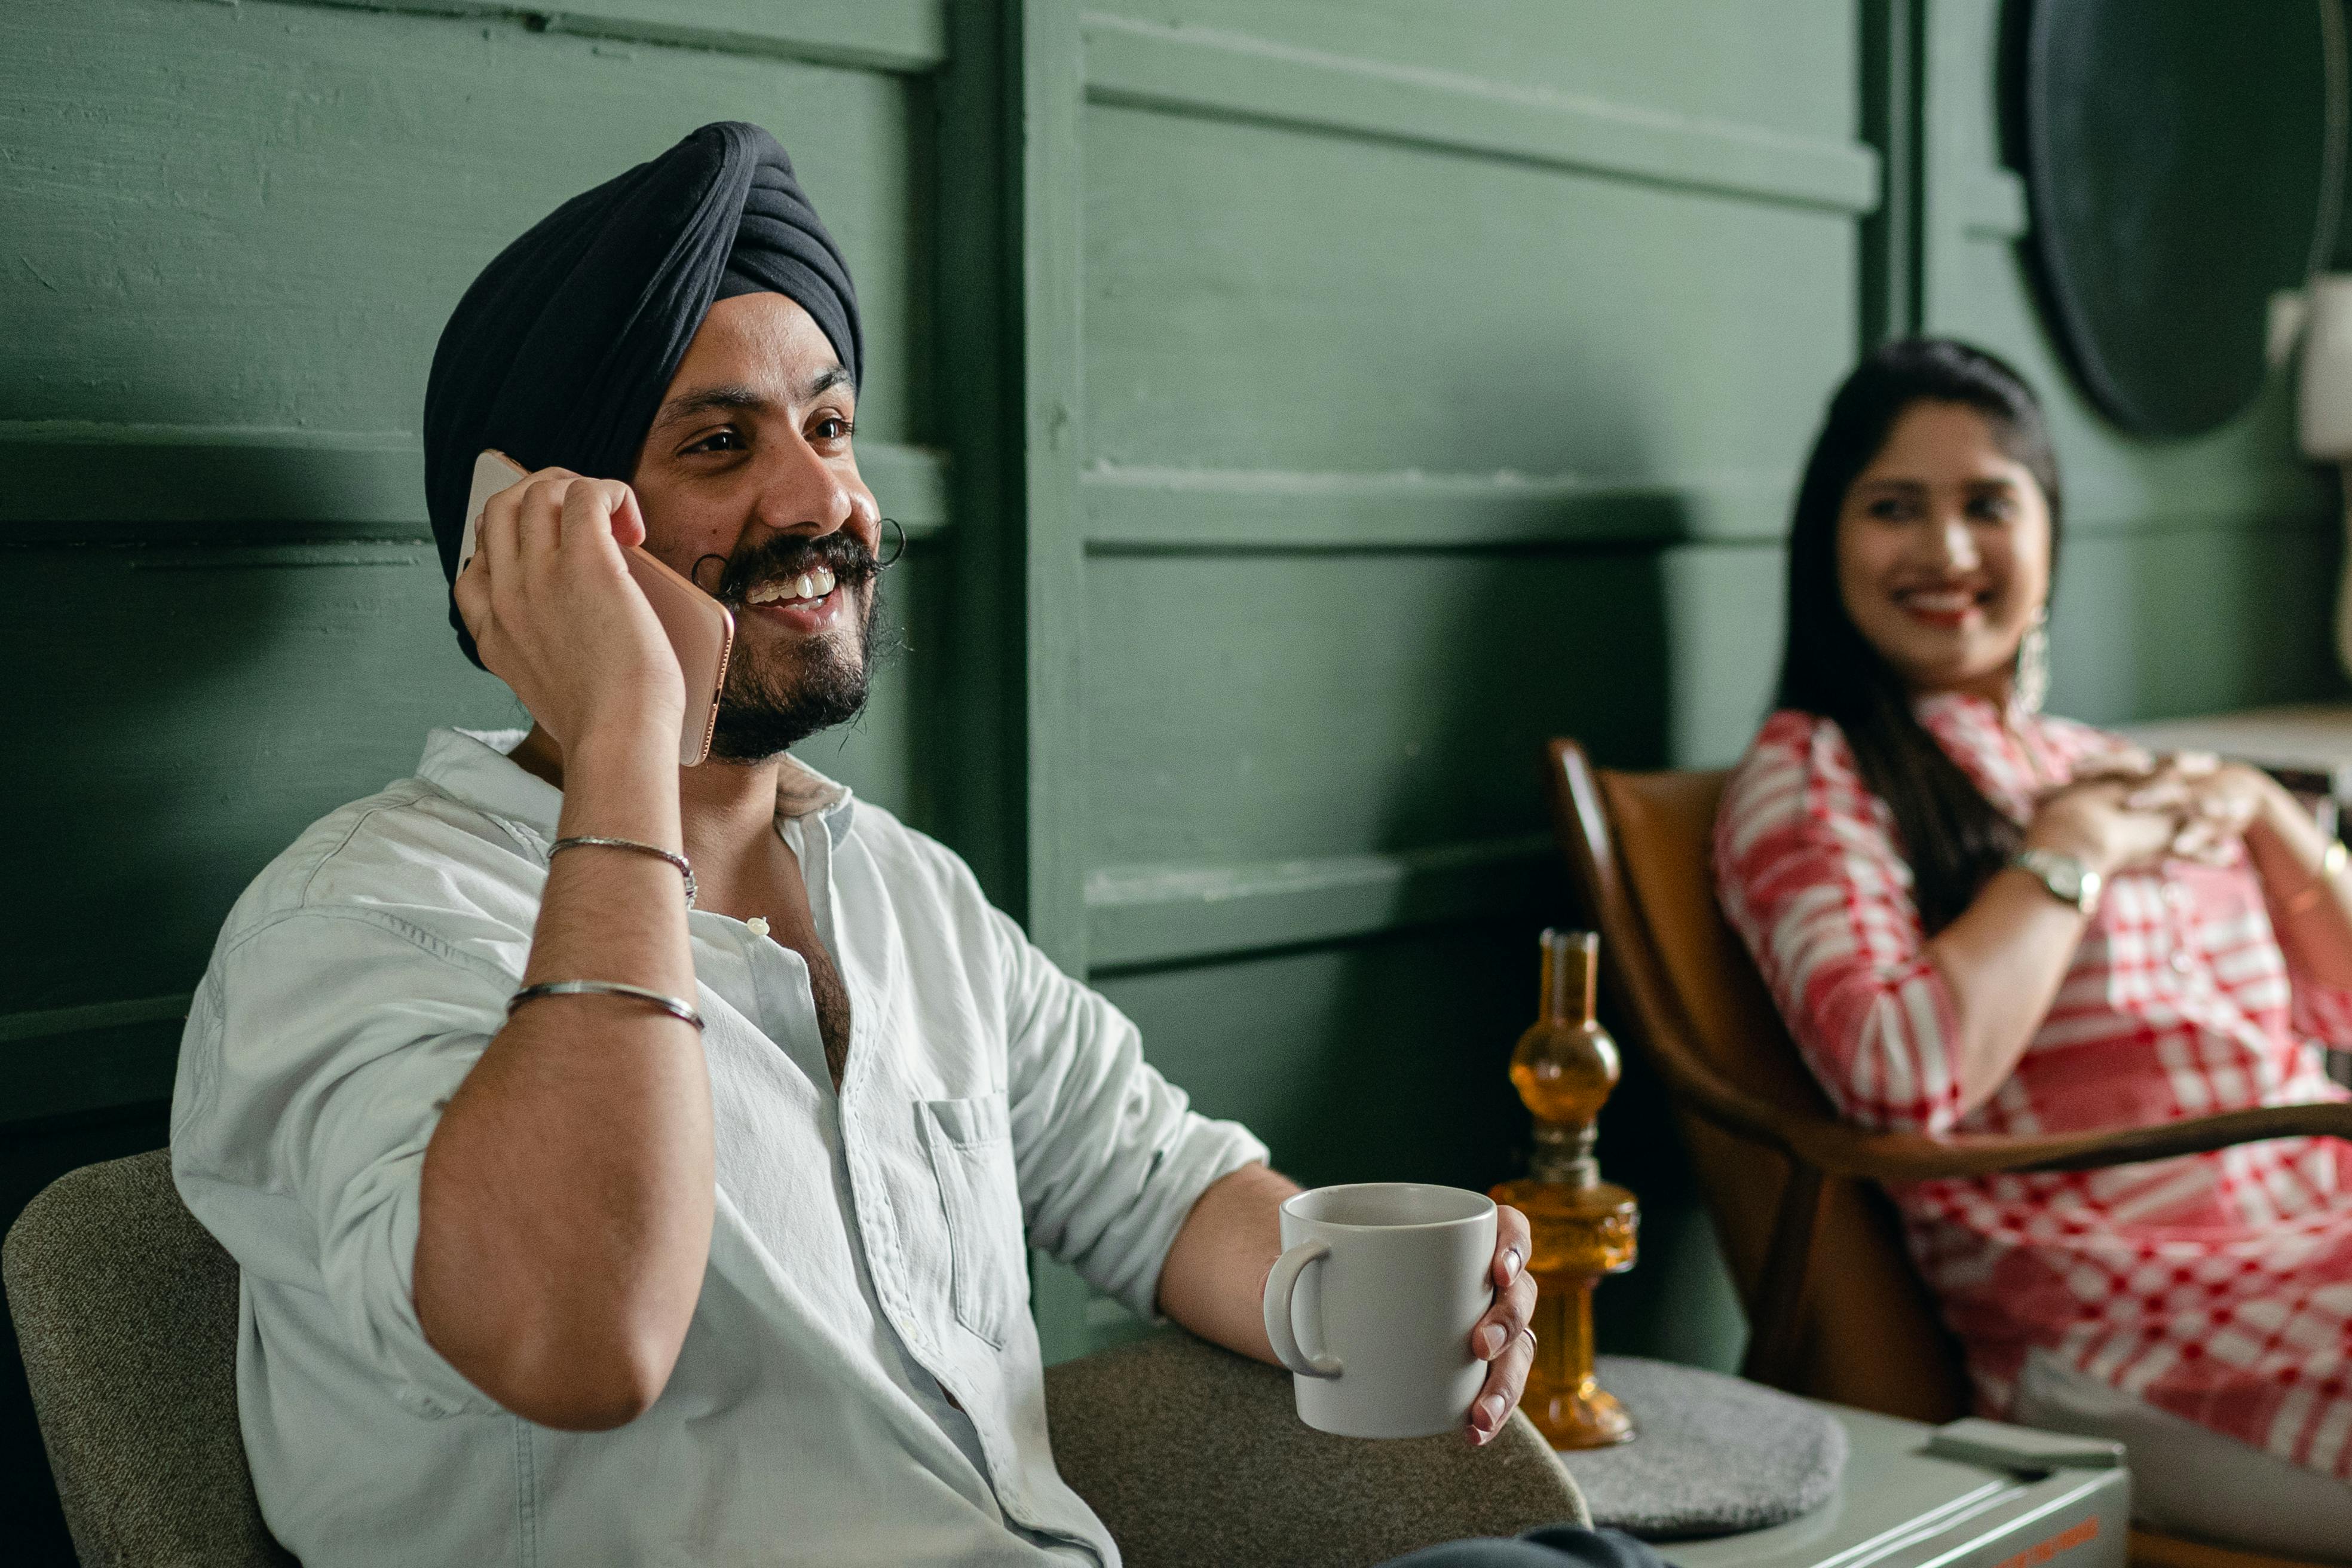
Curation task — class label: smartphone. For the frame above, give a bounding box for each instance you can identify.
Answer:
[459,450,735,767]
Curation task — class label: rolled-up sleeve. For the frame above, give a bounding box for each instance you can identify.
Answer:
[990,909,1268,1320]
[2289,971,2352,1054]
[172,908,512,1418]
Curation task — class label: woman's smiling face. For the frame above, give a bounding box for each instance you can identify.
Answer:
[1835,399,2053,701]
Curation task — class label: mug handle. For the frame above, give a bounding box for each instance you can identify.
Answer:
[1261,1241,1343,1379]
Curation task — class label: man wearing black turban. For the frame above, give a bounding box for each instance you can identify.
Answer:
[171,124,1545,1567]
[424,119,877,758]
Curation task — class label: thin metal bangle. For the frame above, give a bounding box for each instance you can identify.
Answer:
[549,835,696,906]
[507,981,705,1031]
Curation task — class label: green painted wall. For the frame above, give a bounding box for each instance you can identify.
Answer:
[2,0,2341,1557]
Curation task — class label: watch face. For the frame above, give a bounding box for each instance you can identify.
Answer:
[2046,858,2085,901]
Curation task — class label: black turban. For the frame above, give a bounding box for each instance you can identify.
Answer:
[421,121,860,666]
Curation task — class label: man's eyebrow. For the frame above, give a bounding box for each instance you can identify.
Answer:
[650,367,855,430]
[652,384,767,430]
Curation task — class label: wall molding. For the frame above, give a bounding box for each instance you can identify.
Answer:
[0,424,951,545]
[2066,460,2329,537]
[12,427,2291,553]
[1085,834,1555,972]
[0,994,191,1128]
[1080,13,1881,216]
[1079,460,2334,552]
[0,994,192,1044]
[1080,464,1793,550]
[274,0,948,73]
[1960,168,2028,241]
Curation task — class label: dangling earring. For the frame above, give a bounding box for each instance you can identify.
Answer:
[2014,605,2051,718]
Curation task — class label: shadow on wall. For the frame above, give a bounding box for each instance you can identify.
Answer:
[1398,351,1755,1370]
[1,376,517,1568]
[2,506,521,1029]
[1091,345,1759,1366]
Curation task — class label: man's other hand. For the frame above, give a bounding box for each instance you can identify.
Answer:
[1465,1204,1536,1446]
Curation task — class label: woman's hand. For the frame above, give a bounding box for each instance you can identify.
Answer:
[451,467,685,758]
[2121,754,2278,865]
[2025,773,2188,879]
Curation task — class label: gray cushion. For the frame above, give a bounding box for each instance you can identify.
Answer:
[1555,1356,1846,1541]
[1045,1331,1589,1568]
[2,1149,292,1568]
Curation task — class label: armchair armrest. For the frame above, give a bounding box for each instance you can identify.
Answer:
[1800,1099,2352,1181]
[1654,1030,2352,1182]
[1042,1330,1589,1568]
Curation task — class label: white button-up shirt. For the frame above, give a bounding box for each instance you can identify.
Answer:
[170,728,1267,1567]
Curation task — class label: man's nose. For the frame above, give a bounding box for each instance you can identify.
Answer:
[748,435,868,541]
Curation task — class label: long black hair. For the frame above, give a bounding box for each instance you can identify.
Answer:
[1775,338,2062,935]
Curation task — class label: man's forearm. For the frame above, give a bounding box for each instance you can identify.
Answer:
[414,727,713,1429]
[1155,1162,1301,1362]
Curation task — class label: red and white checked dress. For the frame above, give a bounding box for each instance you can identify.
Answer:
[1714,694,2352,1478]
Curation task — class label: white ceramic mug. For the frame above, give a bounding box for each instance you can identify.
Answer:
[1260,1183,1497,1439]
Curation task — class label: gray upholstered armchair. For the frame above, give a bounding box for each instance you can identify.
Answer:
[5,1153,1586,1568]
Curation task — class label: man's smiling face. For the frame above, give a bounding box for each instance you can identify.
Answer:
[630,292,884,761]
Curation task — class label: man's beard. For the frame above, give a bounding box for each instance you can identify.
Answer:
[704,529,884,762]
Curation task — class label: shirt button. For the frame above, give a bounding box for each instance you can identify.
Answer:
[2170,952,2194,975]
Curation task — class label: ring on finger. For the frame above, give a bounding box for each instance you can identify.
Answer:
[1518,1326,1536,1351]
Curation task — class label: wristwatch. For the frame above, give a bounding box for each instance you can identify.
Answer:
[2011,849,2102,915]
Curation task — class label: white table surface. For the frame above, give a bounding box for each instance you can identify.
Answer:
[2117,703,2352,797]
[1661,1402,2127,1568]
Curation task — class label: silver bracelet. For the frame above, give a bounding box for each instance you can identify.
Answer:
[507,981,705,1031]
[549,835,696,906]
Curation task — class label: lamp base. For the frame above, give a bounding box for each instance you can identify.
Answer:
[1528,1377,1636,1450]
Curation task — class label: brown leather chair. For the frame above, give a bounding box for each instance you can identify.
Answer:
[1544,738,2352,1568]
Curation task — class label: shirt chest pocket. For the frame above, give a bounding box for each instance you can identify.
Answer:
[920,1093,1028,1348]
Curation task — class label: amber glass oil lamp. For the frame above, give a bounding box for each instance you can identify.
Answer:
[1489,929,1639,1448]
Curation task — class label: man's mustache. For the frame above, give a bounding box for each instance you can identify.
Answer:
[700,529,881,606]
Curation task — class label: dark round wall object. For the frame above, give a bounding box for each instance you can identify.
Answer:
[2025,0,2342,436]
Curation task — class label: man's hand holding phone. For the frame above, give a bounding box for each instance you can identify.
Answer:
[452,466,687,765]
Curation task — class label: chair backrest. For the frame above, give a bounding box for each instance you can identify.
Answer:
[3,1149,291,1568]
[1544,740,1970,1423]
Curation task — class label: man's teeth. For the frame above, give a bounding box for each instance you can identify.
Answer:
[746,566,838,605]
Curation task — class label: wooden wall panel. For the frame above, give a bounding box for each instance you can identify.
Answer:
[1025,0,1874,1363]
[1080,552,1671,870]
[1083,0,1860,146]
[4,1,930,441]
[1,0,965,1130]
[1079,102,1859,479]
[1095,923,1532,1189]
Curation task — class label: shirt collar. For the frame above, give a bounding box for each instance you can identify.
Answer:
[1913,688,2050,741]
[416,728,858,851]
[1913,689,1991,727]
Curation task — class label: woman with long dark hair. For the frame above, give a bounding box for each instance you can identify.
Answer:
[1714,338,2352,1545]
